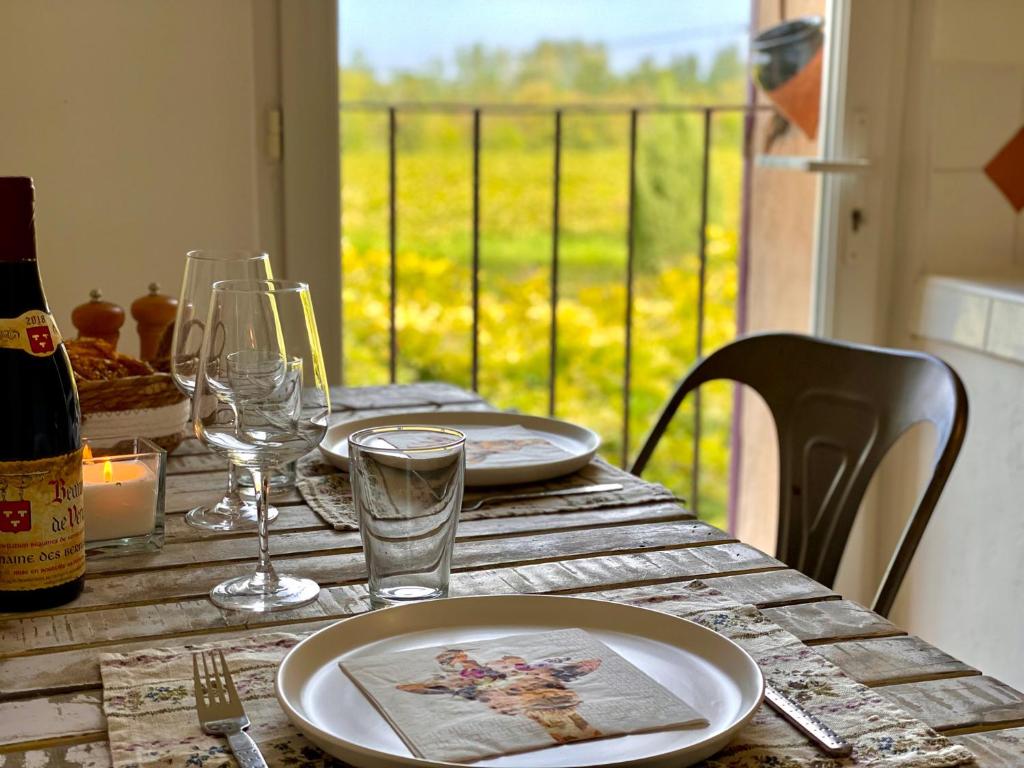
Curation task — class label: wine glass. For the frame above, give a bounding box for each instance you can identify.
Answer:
[171,250,279,531]
[192,279,330,611]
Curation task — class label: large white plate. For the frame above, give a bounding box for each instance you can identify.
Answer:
[319,410,601,486]
[276,595,764,768]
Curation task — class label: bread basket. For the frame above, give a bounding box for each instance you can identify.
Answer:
[78,373,190,454]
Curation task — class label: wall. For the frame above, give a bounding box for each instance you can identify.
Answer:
[0,1,268,356]
[879,0,1024,690]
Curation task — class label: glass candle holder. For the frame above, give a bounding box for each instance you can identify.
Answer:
[83,436,166,555]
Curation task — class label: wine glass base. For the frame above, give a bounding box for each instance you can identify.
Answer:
[209,574,320,612]
[184,498,279,531]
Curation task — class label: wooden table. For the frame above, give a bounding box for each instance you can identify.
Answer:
[1,383,1023,766]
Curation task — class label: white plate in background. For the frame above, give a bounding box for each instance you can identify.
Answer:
[319,410,600,486]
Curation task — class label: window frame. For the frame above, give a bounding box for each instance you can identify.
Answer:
[278,0,342,381]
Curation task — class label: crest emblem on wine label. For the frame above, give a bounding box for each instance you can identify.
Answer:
[0,311,63,357]
[0,500,31,534]
[26,325,54,355]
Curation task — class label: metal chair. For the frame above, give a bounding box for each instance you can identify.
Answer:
[630,332,968,616]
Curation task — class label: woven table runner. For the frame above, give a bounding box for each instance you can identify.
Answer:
[296,453,677,530]
[99,581,974,768]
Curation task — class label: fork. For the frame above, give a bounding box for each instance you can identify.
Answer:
[193,650,269,768]
[461,482,624,512]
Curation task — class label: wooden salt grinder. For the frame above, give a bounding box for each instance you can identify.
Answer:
[131,283,178,364]
[70,289,125,349]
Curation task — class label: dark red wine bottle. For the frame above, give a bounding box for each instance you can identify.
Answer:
[0,177,85,611]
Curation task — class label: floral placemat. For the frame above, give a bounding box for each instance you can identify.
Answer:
[99,582,975,768]
[100,633,315,768]
[296,453,677,530]
[604,583,975,768]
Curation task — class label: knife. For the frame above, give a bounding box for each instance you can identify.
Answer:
[461,482,624,512]
[765,682,853,757]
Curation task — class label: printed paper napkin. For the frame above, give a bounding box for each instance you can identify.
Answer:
[340,627,708,762]
[462,425,574,467]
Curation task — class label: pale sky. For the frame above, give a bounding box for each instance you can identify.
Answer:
[339,0,750,78]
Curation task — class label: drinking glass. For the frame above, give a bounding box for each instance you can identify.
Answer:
[349,426,465,608]
[192,279,330,612]
[171,250,279,531]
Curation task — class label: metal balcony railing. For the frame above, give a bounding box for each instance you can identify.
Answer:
[339,100,772,516]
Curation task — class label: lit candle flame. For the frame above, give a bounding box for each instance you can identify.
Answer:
[83,444,93,461]
[103,460,114,483]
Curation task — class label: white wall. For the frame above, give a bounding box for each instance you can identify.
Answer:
[887,343,1024,689]
[877,0,1024,690]
[0,0,267,355]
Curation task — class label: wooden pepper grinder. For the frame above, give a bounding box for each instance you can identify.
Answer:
[70,289,126,349]
[131,283,178,364]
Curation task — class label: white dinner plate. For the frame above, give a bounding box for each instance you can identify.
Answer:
[319,410,601,486]
[276,595,764,768]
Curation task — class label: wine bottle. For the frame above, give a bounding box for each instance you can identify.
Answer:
[0,177,85,611]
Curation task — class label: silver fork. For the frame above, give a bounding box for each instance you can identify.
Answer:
[461,482,624,512]
[193,650,269,768]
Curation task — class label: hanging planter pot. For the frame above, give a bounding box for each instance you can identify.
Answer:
[752,16,824,140]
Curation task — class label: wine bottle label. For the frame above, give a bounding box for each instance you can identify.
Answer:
[0,448,85,591]
[0,310,63,357]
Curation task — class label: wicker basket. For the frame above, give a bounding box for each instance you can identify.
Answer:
[78,373,190,454]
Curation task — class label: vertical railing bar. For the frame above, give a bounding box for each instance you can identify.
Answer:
[692,108,713,516]
[471,109,482,392]
[729,94,758,535]
[548,109,562,417]
[622,109,639,469]
[338,105,346,387]
[388,106,398,384]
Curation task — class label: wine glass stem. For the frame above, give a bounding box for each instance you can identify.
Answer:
[250,467,278,589]
[224,462,244,509]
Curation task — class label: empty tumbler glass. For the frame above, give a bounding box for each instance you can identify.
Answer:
[349,426,465,608]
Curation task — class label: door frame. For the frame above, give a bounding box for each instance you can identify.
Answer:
[813,0,912,346]
[811,0,915,602]
[277,0,342,382]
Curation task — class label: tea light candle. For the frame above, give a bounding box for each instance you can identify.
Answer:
[83,456,158,542]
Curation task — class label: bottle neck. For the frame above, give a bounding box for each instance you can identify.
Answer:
[0,177,46,315]
[0,262,48,317]
[0,177,37,264]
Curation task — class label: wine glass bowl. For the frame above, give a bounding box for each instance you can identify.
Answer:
[171,250,278,531]
[192,279,330,612]
[205,355,309,466]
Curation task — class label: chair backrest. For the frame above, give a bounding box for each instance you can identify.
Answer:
[630,332,968,616]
